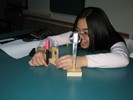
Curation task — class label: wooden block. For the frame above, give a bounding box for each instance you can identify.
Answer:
[49,58,56,65]
[51,47,59,60]
[67,68,82,77]
[49,47,59,65]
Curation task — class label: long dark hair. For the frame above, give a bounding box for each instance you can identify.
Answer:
[73,7,125,52]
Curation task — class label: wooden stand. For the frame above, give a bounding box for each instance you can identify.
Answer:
[49,47,59,65]
[67,68,82,77]
[67,61,82,77]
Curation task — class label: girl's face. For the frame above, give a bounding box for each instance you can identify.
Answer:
[76,18,90,48]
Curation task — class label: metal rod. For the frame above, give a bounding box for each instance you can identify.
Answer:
[72,32,79,71]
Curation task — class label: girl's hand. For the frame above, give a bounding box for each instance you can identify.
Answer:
[55,55,88,70]
[29,52,48,67]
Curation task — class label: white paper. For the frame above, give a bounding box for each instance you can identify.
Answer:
[0,39,41,59]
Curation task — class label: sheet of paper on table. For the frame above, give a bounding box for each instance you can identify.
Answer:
[0,39,40,59]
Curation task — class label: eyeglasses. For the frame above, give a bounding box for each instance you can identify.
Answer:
[78,32,89,38]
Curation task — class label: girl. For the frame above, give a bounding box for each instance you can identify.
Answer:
[29,7,129,69]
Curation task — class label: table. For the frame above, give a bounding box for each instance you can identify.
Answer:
[0,45,133,100]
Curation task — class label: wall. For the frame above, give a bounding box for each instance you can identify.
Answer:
[85,0,133,37]
[0,0,7,19]
[25,0,133,37]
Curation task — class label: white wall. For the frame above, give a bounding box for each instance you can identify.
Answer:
[25,0,133,36]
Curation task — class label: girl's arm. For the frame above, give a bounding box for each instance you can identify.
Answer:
[39,31,72,47]
[86,42,129,68]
